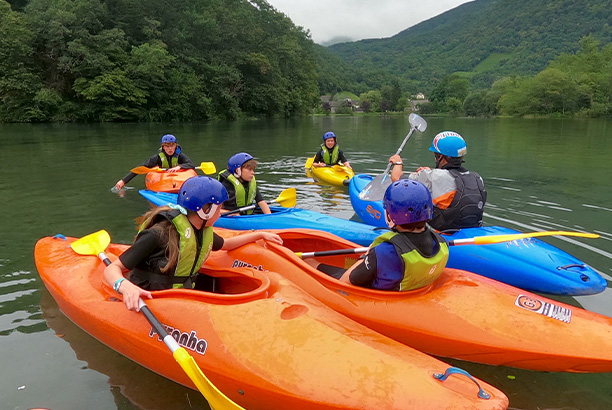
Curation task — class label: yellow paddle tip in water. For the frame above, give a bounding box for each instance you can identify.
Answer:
[173,348,246,410]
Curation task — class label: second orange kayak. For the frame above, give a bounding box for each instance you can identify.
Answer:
[208,228,612,373]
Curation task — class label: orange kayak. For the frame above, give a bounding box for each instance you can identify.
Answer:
[145,168,197,193]
[35,235,508,410]
[208,228,612,373]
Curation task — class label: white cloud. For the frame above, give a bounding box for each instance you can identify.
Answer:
[267,0,474,44]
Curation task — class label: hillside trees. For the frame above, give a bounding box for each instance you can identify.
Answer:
[0,0,319,122]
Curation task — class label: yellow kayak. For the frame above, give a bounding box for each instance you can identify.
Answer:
[305,156,354,186]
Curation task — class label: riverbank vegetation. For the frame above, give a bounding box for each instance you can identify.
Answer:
[2,0,612,122]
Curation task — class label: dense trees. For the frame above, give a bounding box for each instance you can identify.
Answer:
[0,0,319,122]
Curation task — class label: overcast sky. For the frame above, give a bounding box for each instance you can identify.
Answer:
[266,0,474,45]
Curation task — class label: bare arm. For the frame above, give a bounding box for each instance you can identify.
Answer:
[221,231,283,250]
[103,259,152,312]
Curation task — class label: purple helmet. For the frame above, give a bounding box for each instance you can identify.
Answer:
[383,180,433,226]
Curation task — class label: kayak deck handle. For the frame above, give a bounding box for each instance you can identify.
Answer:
[556,263,586,271]
[433,366,491,400]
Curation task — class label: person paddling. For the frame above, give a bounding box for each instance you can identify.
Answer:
[308,180,449,291]
[218,152,271,215]
[103,176,282,311]
[390,131,486,231]
[113,134,195,193]
[312,132,352,169]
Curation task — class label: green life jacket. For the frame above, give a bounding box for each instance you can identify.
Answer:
[219,170,257,215]
[137,209,213,289]
[371,230,449,291]
[158,149,179,168]
[321,144,340,165]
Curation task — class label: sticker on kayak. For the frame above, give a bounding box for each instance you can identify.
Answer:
[515,295,572,323]
[149,325,208,355]
[232,259,265,271]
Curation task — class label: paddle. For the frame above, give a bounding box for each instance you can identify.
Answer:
[131,161,216,175]
[70,230,245,410]
[358,113,427,201]
[224,187,297,215]
[295,230,600,259]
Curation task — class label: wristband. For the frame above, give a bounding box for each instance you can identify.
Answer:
[393,162,403,166]
[113,278,126,293]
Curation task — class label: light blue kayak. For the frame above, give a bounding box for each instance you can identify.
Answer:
[139,189,386,247]
[348,174,606,296]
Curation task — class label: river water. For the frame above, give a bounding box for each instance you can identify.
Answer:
[1,116,611,410]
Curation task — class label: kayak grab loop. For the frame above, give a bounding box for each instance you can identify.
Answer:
[556,263,586,270]
[433,367,491,399]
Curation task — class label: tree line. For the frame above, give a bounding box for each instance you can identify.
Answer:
[0,0,319,122]
[422,36,612,117]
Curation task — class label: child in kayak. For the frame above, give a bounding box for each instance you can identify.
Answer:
[218,152,271,215]
[112,134,195,193]
[312,132,352,169]
[389,131,486,231]
[308,180,449,291]
[103,176,282,311]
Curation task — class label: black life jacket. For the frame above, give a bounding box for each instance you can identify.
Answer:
[430,168,487,231]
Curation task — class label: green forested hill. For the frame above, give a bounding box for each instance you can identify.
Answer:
[327,0,612,93]
[0,0,319,122]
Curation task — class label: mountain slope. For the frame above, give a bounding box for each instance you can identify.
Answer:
[326,0,612,92]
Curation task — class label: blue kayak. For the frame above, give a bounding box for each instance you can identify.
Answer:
[139,189,386,247]
[349,174,606,296]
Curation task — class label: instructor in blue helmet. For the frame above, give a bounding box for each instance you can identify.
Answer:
[113,134,195,193]
[308,180,449,291]
[389,131,487,231]
[104,176,282,312]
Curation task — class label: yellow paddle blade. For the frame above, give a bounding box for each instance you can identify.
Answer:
[472,231,600,246]
[305,157,314,169]
[70,230,111,256]
[198,162,217,175]
[173,348,245,410]
[131,166,164,174]
[276,188,297,208]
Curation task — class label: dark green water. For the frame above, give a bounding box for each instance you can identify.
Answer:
[1,116,611,409]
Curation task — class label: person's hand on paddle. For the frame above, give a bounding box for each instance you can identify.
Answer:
[167,165,182,173]
[314,161,326,168]
[389,154,404,182]
[104,259,152,312]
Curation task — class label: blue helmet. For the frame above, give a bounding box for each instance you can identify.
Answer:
[322,131,336,142]
[383,180,433,227]
[429,131,467,157]
[227,152,254,175]
[161,134,177,144]
[178,176,228,220]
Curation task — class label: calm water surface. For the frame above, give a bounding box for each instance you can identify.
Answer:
[1,116,611,410]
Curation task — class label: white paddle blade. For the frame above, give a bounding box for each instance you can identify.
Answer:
[409,113,427,132]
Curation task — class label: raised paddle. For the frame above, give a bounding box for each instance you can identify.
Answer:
[295,230,600,258]
[224,187,297,215]
[358,113,427,201]
[131,161,217,175]
[70,230,245,410]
